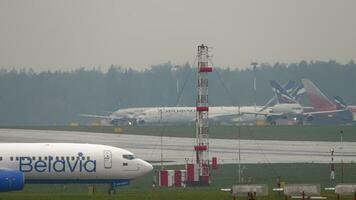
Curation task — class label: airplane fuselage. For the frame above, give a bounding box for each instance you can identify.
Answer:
[110,106,264,124]
[0,143,152,184]
[270,103,303,116]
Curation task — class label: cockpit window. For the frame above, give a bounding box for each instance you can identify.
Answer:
[122,154,136,160]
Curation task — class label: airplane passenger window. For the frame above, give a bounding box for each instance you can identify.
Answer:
[71,156,75,160]
[44,156,47,160]
[56,156,59,160]
[39,156,42,160]
[32,156,36,160]
[10,157,13,161]
[61,156,64,160]
[87,156,90,160]
[16,157,19,161]
[0,157,2,161]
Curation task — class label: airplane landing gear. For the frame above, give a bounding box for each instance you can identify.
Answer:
[108,184,116,195]
[270,121,277,126]
[296,119,304,125]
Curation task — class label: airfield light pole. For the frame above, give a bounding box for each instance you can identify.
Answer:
[238,122,241,184]
[340,130,344,183]
[172,65,180,105]
[330,148,335,184]
[251,62,258,113]
[160,109,163,170]
[237,102,242,184]
[194,44,212,185]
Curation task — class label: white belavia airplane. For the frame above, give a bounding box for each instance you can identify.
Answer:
[0,143,153,193]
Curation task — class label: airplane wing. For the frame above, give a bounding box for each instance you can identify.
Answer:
[79,114,113,120]
[241,111,284,117]
[210,114,242,121]
[80,112,145,120]
[303,109,347,116]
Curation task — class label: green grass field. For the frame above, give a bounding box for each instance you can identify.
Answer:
[2,125,356,141]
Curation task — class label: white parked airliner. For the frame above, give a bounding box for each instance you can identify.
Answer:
[0,143,153,193]
[81,106,263,125]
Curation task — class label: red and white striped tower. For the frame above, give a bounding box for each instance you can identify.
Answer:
[195,44,212,185]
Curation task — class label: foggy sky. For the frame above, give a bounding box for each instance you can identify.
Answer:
[0,0,355,71]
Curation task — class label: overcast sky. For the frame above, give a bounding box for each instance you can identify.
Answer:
[0,0,355,71]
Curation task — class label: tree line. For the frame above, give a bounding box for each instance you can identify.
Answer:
[0,60,355,125]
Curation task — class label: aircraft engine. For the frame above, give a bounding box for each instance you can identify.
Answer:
[110,118,137,126]
[110,119,120,126]
[266,115,277,125]
[306,115,314,122]
[294,116,304,125]
[0,170,24,192]
[138,119,145,125]
[128,119,138,126]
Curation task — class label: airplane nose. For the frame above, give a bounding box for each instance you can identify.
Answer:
[142,160,153,173]
[138,159,153,176]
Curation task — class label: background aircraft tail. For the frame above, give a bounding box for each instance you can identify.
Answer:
[270,80,298,104]
[290,83,306,102]
[283,80,296,95]
[301,79,335,111]
[334,96,347,110]
[259,80,296,111]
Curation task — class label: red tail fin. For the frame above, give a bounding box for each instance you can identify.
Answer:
[301,79,336,111]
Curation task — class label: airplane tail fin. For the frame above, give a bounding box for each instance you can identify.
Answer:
[301,79,335,110]
[259,80,297,111]
[270,80,298,104]
[283,80,296,95]
[333,96,347,110]
[290,83,306,102]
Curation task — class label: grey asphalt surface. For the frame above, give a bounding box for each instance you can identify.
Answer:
[0,128,354,165]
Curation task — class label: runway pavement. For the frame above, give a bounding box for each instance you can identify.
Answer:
[0,128,355,165]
